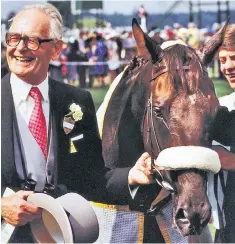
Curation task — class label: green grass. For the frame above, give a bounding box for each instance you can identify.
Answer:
[87,78,233,111]
[213,78,233,98]
[86,86,110,111]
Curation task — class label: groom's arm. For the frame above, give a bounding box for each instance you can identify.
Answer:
[212,106,235,146]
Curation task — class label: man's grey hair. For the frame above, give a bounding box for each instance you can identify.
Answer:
[9,3,63,40]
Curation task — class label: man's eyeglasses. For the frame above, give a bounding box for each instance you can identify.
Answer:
[5,32,54,51]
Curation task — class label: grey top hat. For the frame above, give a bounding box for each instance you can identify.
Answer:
[27,193,99,243]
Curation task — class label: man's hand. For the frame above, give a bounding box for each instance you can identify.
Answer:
[1,190,42,226]
[212,145,235,171]
[128,152,153,185]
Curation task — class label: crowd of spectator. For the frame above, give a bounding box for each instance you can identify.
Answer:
[46,28,136,87]
[2,20,233,87]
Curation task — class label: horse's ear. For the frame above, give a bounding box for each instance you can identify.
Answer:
[132,18,164,63]
[200,18,230,65]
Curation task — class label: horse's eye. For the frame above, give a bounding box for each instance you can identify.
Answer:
[153,106,163,117]
[154,106,161,110]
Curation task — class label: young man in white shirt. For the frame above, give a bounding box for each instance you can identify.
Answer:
[214,25,235,243]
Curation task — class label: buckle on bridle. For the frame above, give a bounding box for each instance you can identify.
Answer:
[146,194,172,216]
[151,163,175,193]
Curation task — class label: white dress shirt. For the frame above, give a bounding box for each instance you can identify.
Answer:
[10,73,50,191]
[10,73,50,127]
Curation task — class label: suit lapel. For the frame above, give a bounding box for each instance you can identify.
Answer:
[49,79,59,185]
[48,79,69,184]
[1,73,19,187]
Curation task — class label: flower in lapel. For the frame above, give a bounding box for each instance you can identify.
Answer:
[69,103,83,121]
[63,103,83,135]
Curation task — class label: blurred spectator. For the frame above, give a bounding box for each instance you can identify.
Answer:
[67,42,78,85]
[77,31,86,53]
[49,57,64,83]
[176,27,188,42]
[59,42,70,83]
[86,33,108,88]
[105,31,121,82]
[60,55,68,83]
[121,31,136,61]
[148,26,164,44]
[186,22,200,48]
[137,5,148,33]
[173,23,183,38]
[164,25,175,40]
[67,40,88,88]
[212,23,221,33]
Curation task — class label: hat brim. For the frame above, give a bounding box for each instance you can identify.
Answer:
[57,193,99,243]
[28,193,73,243]
[28,193,99,243]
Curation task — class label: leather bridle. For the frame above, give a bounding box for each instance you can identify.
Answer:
[143,63,193,194]
[146,92,176,191]
[142,62,194,215]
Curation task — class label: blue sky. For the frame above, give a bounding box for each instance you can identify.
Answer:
[2,0,235,19]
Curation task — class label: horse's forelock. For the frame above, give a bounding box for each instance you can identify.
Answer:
[163,45,203,94]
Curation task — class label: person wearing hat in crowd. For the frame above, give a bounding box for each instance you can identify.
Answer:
[186,22,200,49]
[164,25,175,41]
[86,32,108,88]
[213,25,235,243]
[137,5,148,33]
[173,22,182,37]
[66,40,88,88]
[121,31,136,61]
[148,26,164,44]
[105,31,121,82]
[1,3,157,242]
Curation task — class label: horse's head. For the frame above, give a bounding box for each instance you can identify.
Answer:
[132,18,229,235]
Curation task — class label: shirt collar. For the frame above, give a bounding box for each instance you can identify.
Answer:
[10,73,49,107]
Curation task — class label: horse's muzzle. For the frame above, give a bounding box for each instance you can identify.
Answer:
[173,200,212,236]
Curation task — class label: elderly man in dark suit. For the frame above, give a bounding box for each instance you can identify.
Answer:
[1,3,152,243]
[1,3,104,242]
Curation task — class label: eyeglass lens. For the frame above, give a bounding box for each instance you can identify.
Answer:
[6,33,39,50]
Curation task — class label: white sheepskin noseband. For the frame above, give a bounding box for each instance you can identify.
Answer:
[156,146,221,174]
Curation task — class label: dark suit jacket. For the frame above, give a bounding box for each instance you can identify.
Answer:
[212,106,235,146]
[1,73,134,243]
[1,73,121,202]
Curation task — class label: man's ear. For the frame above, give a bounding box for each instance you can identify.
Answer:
[51,40,63,60]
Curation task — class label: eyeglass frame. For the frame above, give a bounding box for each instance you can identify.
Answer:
[5,32,55,51]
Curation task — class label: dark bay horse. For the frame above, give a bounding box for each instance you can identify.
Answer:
[99,19,228,239]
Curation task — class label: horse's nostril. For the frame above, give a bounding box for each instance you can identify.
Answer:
[176,208,187,219]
